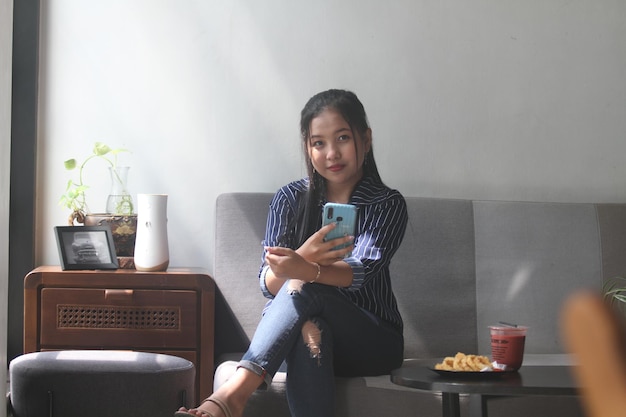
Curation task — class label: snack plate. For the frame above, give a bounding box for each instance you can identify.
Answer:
[429,368,515,379]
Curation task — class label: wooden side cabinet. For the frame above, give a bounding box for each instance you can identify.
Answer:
[24,266,215,403]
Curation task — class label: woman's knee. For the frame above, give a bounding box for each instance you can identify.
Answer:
[289,317,332,366]
[301,319,323,362]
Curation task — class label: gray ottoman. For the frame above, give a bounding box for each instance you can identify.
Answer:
[9,350,195,417]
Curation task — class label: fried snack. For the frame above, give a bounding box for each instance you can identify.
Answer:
[435,352,492,371]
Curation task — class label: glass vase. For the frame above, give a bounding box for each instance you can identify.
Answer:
[106,166,134,215]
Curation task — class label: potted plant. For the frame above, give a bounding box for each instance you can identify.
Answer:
[603,276,626,316]
[60,142,137,261]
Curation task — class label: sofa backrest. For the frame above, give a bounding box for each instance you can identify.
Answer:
[213,193,273,359]
[214,193,626,360]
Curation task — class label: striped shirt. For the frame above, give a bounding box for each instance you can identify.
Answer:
[259,176,408,331]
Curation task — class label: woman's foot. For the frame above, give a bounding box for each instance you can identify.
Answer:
[174,396,234,417]
[174,366,263,417]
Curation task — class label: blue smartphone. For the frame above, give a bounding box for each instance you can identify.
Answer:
[322,203,357,256]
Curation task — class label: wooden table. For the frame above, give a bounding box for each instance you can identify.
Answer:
[391,364,580,417]
[23,265,215,402]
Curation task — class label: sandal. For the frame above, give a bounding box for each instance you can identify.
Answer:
[174,410,214,417]
[174,397,233,417]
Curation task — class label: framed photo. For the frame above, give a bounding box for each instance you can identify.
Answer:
[54,225,119,270]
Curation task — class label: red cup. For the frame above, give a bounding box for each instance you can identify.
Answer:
[489,325,528,371]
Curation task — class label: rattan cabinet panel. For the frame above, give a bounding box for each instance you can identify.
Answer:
[40,288,197,349]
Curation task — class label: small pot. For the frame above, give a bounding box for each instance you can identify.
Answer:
[84,213,138,257]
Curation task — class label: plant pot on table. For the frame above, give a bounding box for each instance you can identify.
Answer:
[84,213,137,268]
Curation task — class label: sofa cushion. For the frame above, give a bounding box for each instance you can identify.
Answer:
[391,197,477,358]
[215,357,447,417]
[596,203,626,279]
[474,201,603,354]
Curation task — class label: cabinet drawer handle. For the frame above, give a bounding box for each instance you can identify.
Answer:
[104,289,134,300]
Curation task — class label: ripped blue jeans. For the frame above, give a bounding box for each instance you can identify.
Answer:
[238,280,404,417]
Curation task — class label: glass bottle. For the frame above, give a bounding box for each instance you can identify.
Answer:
[106,166,134,215]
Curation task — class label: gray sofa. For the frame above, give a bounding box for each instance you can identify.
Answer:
[211,193,626,417]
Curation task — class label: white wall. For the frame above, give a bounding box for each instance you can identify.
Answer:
[37,1,626,273]
[1,0,13,414]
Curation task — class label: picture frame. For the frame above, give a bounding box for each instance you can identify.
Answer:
[54,225,119,270]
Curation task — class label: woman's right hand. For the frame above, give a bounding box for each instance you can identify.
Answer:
[265,246,309,280]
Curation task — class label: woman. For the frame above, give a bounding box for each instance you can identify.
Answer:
[176,89,408,417]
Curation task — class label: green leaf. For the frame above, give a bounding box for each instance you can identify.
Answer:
[93,142,112,156]
[64,159,77,170]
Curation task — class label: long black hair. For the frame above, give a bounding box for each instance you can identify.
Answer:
[291,89,383,246]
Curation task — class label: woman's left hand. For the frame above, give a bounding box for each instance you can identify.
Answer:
[264,246,309,280]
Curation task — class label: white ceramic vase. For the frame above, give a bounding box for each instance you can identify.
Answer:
[134,194,169,272]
